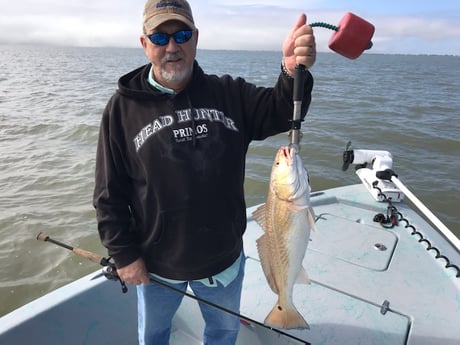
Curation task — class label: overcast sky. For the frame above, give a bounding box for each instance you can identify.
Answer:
[1,0,459,55]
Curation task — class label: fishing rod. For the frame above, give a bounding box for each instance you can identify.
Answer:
[36,232,310,345]
[37,232,127,293]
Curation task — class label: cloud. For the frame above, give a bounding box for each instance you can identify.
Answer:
[0,14,138,47]
[0,0,459,55]
[194,5,460,55]
[367,14,460,55]
[194,4,296,51]
[0,0,143,47]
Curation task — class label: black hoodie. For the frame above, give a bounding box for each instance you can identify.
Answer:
[93,61,313,280]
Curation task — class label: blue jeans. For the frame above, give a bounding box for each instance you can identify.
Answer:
[137,254,245,345]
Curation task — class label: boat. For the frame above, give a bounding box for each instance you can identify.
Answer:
[0,147,458,345]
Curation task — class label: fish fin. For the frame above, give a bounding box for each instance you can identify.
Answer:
[307,207,318,232]
[264,302,310,330]
[256,235,279,294]
[252,204,266,230]
[295,266,311,285]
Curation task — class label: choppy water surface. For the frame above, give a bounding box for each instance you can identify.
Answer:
[1,45,459,316]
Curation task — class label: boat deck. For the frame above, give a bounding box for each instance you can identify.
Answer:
[242,184,460,344]
[0,184,459,345]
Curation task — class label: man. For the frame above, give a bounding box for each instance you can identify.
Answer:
[93,0,316,344]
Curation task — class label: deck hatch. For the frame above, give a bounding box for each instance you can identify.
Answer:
[309,210,397,271]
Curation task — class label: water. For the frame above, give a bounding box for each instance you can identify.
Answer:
[0,45,459,317]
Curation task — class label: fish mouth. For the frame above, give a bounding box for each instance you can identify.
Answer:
[278,146,295,165]
[275,146,310,198]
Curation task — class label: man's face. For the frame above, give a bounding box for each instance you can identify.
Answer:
[141,20,198,92]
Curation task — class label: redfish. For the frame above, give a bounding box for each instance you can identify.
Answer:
[252,146,316,329]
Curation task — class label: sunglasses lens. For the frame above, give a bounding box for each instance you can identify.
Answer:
[150,33,169,46]
[148,30,193,46]
[174,30,193,44]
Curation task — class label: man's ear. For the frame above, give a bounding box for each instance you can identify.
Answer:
[140,35,148,49]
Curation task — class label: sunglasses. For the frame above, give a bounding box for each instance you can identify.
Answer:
[146,29,194,46]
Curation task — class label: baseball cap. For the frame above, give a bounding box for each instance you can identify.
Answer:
[143,0,195,32]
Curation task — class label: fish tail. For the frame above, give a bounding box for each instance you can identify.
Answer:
[264,303,310,330]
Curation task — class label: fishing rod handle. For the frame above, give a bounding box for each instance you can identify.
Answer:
[37,231,52,242]
[72,247,106,265]
[37,232,128,293]
[37,232,105,265]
